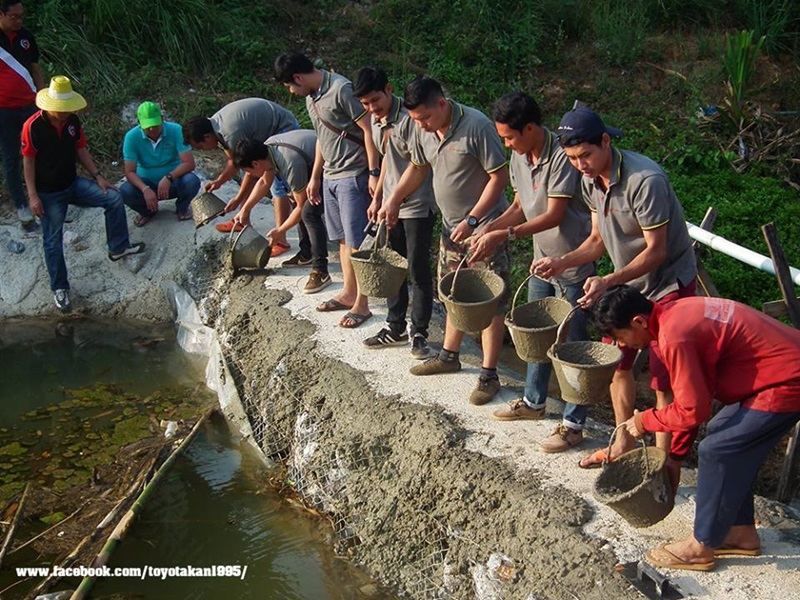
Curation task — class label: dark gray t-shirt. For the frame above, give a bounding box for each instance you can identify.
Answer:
[410,101,507,230]
[371,95,435,220]
[306,70,368,180]
[582,148,697,300]
[265,129,317,193]
[210,98,298,150]
[511,128,592,285]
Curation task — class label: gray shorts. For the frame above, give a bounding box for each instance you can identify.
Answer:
[322,172,370,248]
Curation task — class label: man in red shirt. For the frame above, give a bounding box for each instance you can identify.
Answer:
[22,76,144,313]
[0,0,44,225]
[591,285,800,571]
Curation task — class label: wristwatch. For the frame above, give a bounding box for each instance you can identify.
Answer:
[507,226,516,241]
[466,214,479,228]
[368,168,380,177]
[165,173,174,182]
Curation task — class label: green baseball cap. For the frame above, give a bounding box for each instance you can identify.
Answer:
[137,101,163,129]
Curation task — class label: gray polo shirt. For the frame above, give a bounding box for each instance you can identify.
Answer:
[410,101,507,230]
[583,148,697,300]
[372,95,435,220]
[210,98,299,151]
[265,129,317,193]
[306,70,368,180]
[511,128,592,285]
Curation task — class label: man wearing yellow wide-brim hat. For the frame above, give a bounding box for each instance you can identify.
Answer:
[21,76,145,313]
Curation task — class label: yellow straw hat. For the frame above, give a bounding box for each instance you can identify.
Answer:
[36,76,87,112]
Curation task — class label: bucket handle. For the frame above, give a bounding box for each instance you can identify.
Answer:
[509,273,568,316]
[370,220,390,260]
[553,304,583,349]
[228,223,250,252]
[448,253,471,300]
[604,423,651,475]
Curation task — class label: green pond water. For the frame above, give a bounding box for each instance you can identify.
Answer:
[0,319,391,600]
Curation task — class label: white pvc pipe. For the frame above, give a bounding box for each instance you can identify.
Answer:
[687,222,800,287]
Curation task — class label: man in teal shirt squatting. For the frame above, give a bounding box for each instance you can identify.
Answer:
[120,101,200,226]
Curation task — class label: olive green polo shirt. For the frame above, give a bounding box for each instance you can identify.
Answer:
[410,101,507,230]
[372,95,435,220]
[265,129,317,193]
[210,98,298,151]
[305,70,368,180]
[583,148,696,300]
[511,128,592,285]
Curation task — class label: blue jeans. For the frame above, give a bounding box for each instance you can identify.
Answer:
[39,177,131,291]
[694,404,800,547]
[523,274,591,428]
[0,103,37,209]
[120,172,201,216]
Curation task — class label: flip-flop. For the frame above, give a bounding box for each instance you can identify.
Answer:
[714,546,761,557]
[578,449,611,469]
[316,298,353,312]
[216,219,244,233]
[134,214,152,227]
[339,311,373,329]
[271,241,290,257]
[645,544,716,572]
[177,211,193,221]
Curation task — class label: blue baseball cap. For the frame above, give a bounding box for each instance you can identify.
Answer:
[557,107,622,145]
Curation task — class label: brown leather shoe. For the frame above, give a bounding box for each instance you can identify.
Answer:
[493,399,546,421]
[469,376,501,405]
[540,424,583,453]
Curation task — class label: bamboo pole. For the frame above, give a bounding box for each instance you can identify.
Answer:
[26,457,159,599]
[69,408,216,600]
[0,482,30,569]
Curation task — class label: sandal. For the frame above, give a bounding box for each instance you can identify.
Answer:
[134,214,152,227]
[271,241,290,257]
[316,299,353,312]
[645,544,716,572]
[177,211,193,221]
[578,449,611,469]
[215,219,244,233]
[339,311,373,329]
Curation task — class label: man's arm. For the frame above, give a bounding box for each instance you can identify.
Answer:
[267,189,307,240]
[580,224,668,305]
[29,62,45,90]
[355,115,381,197]
[450,165,509,244]
[306,141,324,206]
[23,155,42,217]
[533,210,605,278]
[205,149,238,193]
[157,149,197,200]
[124,160,159,212]
[232,171,274,227]
[77,147,116,193]
[378,163,429,228]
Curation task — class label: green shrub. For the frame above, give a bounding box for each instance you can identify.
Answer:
[733,0,800,55]
[591,0,650,67]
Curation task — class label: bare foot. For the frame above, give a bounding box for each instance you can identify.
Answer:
[664,536,715,563]
[719,525,761,553]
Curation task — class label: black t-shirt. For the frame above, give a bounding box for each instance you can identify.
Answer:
[21,111,86,193]
[0,27,39,69]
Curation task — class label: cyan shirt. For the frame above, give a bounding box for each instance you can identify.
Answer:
[123,121,189,181]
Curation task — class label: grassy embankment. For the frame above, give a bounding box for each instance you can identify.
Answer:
[19,0,800,309]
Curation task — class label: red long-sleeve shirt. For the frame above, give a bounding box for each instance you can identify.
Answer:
[639,297,800,457]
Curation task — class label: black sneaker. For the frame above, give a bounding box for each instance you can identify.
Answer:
[410,333,431,359]
[109,242,146,261]
[54,289,71,313]
[282,251,313,268]
[363,327,409,349]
